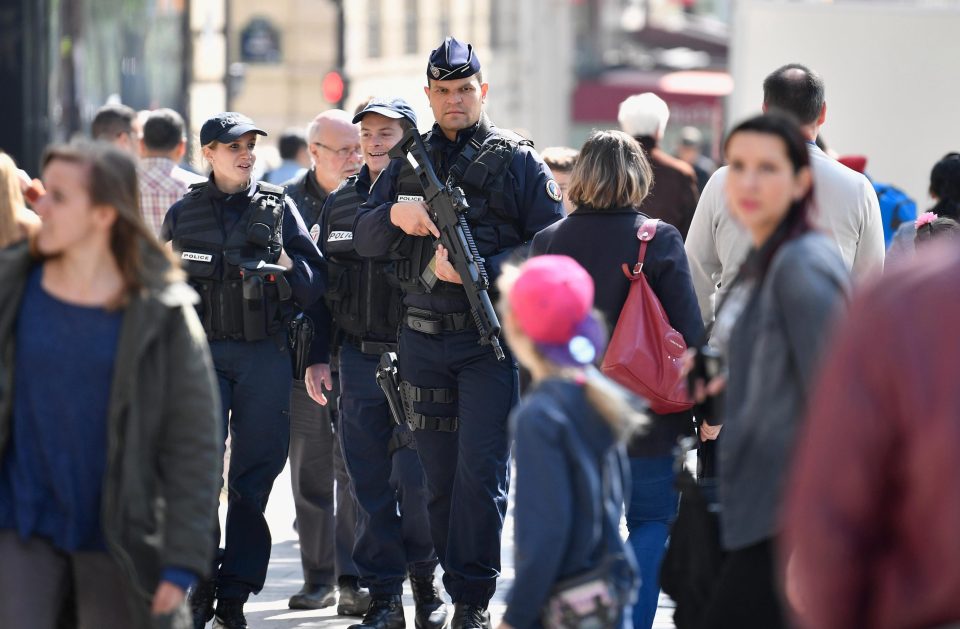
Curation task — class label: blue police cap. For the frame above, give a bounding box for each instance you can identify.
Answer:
[200,112,267,146]
[426,37,481,82]
[352,97,418,128]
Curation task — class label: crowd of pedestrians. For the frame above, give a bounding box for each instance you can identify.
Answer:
[2,36,960,629]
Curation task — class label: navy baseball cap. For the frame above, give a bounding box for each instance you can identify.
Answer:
[352,97,418,128]
[200,112,267,146]
[427,36,481,82]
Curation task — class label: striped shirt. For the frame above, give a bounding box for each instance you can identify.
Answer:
[138,157,205,236]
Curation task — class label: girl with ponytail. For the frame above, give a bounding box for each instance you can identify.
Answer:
[496,255,645,629]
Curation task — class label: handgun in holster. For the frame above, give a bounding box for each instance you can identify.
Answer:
[376,352,406,427]
[288,313,314,381]
[239,260,292,341]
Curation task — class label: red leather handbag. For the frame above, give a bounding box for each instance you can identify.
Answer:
[601,219,693,414]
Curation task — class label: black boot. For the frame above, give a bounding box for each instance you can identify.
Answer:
[213,598,247,629]
[288,583,337,609]
[451,603,490,629]
[189,579,216,629]
[347,595,406,629]
[338,576,373,616]
[410,574,448,629]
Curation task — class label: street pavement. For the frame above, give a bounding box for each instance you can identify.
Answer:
[211,460,677,628]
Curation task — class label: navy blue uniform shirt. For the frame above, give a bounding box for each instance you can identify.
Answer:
[304,166,375,365]
[353,121,564,312]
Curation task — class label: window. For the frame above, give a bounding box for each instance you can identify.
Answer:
[438,0,451,38]
[404,0,418,53]
[368,0,382,58]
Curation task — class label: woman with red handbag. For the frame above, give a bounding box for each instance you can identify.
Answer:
[530,130,704,629]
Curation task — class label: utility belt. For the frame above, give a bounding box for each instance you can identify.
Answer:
[342,333,397,356]
[404,307,473,335]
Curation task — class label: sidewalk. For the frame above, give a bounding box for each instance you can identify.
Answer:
[220,461,676,628]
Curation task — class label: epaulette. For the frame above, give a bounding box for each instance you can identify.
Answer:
[256,181,285,196]
[186,181,208,197]
[492,128,534,149]
[334,174,360,194]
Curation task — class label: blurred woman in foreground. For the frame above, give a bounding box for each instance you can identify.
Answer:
[690,113,848,628]
[0,141,221,629]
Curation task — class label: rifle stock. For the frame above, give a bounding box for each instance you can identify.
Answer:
[390,129,506,361]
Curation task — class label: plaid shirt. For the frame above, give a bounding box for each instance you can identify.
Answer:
[138,157,205,237]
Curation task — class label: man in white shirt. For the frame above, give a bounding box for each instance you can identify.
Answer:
[685,63,884,325]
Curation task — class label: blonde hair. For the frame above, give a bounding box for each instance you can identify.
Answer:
[497,264,647,441]
[0,152,26,248]
[568,130,653,211]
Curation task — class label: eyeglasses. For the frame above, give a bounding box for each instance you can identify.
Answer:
[312,142,363,159]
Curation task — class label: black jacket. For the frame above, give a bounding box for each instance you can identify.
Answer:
[531,206,705,457]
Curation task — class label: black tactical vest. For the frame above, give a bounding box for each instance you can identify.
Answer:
[171,181,286,340]
[395,123,528,295]
[324,176,403,343]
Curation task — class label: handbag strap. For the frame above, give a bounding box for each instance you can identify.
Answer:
[622,218,659,279]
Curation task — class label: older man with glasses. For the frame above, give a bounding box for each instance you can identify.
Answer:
[281,109,370,616]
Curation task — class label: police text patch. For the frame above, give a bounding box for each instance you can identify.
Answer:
[397,194,425,203]
[328,231,353,243]
[546,179,563,202]
[181,251,213,263]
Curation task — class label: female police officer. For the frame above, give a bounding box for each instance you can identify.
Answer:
[161,112,327,629]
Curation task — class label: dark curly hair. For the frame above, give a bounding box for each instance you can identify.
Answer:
[929,152,960,220]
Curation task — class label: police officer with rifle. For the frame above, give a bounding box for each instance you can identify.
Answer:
[162,112,327,629]
[306,97,446,629]
[353,38,564,629]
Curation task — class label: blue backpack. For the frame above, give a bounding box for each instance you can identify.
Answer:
[874,182,917,248]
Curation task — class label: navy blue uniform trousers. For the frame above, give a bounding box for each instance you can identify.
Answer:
[209,337,291,601]
[338,342,437,595]
[397,326,517,606]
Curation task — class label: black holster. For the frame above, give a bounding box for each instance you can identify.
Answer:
[376,352,405,426]
[288,314,314,380]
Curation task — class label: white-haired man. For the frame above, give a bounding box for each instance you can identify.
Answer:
[618,92,700,239]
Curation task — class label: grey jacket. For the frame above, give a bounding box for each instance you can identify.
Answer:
[0,242,222,628]
[718,232,848,550]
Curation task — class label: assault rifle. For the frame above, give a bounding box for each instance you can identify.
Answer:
[389,128,505,361]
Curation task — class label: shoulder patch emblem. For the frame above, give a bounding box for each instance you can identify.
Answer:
[309,223,321,243]
[545,179,563,202]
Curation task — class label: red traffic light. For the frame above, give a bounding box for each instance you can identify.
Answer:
[322,71,345,104]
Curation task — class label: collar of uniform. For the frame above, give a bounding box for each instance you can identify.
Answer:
[206,174,256,201]
[429,119,481,150]
[355,164,375,198]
